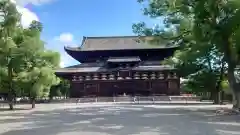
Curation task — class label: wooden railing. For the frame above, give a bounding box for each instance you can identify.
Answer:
[72,95,202,104]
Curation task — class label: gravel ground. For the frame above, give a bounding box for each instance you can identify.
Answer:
[0,103,239,135]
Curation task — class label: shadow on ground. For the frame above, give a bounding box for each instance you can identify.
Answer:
[0,104,240,135]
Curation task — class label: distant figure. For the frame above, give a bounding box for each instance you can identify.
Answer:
[76,99,80,104]
[133,97,136,102]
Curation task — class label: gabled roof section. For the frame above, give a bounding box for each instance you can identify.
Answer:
[133,65,175,71]
[55,63,104,73]
[65,36,176,51]
[55,64,175,74]
[107,56,141,63]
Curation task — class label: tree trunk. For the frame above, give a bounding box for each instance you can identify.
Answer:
[8,97,14,110]
[220,91,224,104]
[211,91,220,104]
[227,66,240,108]
[31,98,36,109]
[7,57,14,110]
[228,72,240,108]
[222,36,239,108]
[232,84,240,108]
[8,90,14,110]
[232,89,240,109]
[213,81,222,104]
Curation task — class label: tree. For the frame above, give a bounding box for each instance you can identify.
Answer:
[0,0,22,109]
[18,67,60,108]
[134,21,226,104]
[59,79,70,98]
[134,0,240,108]
[191,0,240,108]
[49,85,62,100]
[16,25,60,108]
[0,0,61,109]
[49,79,70,100]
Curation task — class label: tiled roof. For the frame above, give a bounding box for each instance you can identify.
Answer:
[56,67,101,73]
[56,65,175,73]
[132,65,175,71]
[107,57,141,63]
[65,36,175,51]
[65,63,104,68]
[56,63,104,73]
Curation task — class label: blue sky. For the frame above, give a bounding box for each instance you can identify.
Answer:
[16,0,160,67]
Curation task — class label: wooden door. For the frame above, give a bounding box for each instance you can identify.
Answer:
[69,82,84,98]
[84,83,98,97]
[151,81,168,95]
[132,80,151,96]
[168,80,179,95]
[99,82,115,97]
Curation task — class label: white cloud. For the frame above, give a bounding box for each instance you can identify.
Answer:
[60,61,65,67]
[59,51,76,68]
[14,0,54,6]
[10,0,54,28]
[46,33,80,68]
[16,6,39,28]
[11,0,72,68]
[55,33,74,43]
[59,49,79,68]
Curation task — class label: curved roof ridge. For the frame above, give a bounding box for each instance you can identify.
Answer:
[84,35,140,39]
[64,36,179,53]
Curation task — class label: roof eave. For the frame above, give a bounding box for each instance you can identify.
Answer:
[64,45,179,52]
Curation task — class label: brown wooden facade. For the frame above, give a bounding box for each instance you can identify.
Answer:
[69,70,179,98]
[55,36,180,98]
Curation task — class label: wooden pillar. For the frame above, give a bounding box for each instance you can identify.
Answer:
[149,80,153,95]
[97,82,99,97]
[83,82,86,97]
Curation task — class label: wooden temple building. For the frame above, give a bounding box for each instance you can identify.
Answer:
[55,36,180,98]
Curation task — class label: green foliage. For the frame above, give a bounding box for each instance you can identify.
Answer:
[59,79,70,96]
[49,79,70,98]
[18,67,60,98]
[221,79,231,94]
[0,66,8,93]
[49,86,62,98]
[133,0,233,98]
[0,0,61,108]
[183,71,220,93]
